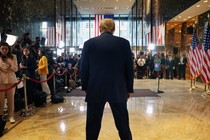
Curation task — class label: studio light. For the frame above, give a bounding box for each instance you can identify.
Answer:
[70,47,75,53]
[58,41,65,48]
[148,43,155,51]
[6,34,18,46]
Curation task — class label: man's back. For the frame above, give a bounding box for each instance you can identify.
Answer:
[80,32,134,103]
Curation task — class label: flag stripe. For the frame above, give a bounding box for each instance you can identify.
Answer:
[94,15,104,37]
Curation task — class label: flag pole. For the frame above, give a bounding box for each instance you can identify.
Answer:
[207,84,210,95]
[204,84,206,91]
[193,78,197,90]
[192,79,195,90]
[203,84,210,97]
[189,79,193,91]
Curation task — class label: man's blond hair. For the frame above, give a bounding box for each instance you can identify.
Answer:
[99,18,115,34]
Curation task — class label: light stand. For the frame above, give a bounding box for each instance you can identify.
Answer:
[156,70,164,94]
[154,59,164,94]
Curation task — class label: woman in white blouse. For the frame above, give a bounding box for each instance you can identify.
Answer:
[0,42,18,124]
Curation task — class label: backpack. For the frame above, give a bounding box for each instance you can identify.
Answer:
[51,95,65,104]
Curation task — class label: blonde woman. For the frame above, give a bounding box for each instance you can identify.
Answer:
[0,42,18,124]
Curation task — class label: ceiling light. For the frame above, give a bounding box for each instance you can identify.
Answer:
[114,6,119,10]
[184,19,187,21]
[187,16,191,18]
[174,19,177,20]
[203,0,208,2]
[196,5,200,7]
[178,16,181,18]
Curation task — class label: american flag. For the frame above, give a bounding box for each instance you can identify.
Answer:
[201,23,210,84]
[94,15,103,37]
[46,27,55,46]
[94,14,114,37]
[188,29,199,79]
[196,43,203,75]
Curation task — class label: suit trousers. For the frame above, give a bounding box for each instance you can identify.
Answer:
[39,74,51,95]
[0,84,15,117]
[86,101,132,140]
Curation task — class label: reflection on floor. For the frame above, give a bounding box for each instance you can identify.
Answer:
[2,79,210,140]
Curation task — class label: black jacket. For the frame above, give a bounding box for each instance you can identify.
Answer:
[21,55,37,79]
[80,32,134,103]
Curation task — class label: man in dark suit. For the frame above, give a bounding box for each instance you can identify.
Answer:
[178,52,188,80]
[80,18,134,140]
[165,54,175,79]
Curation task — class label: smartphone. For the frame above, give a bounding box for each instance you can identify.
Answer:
[2,56,7,61]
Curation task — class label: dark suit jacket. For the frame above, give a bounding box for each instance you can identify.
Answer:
[80,32,134,103]
[166,59,175,70]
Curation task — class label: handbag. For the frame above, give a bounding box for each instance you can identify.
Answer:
[51,95,65,104]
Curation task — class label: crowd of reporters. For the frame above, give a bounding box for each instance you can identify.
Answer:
[0,32,81,127]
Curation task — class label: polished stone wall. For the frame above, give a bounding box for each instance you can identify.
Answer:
[0,0,55,37]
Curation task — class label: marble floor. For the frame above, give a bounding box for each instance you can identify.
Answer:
[1,79,210,140]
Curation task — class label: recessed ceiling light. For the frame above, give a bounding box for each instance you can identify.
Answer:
[174,19,177,20]
[187,16,191,18]
[114,6,119,10]
[178,16,181,18]
[196,5,200,7]
[203,0,208,3]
